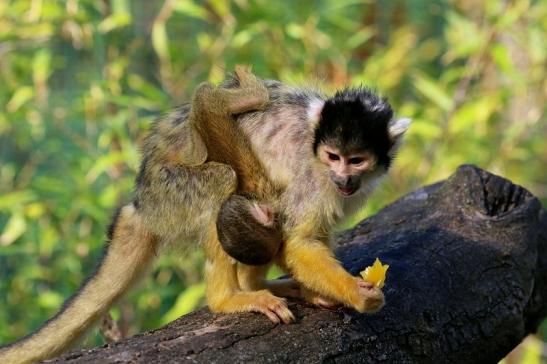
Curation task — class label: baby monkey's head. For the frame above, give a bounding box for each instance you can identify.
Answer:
[217,195,283,266]
[312,87,410,197]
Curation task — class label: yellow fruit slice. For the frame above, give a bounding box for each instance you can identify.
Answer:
[360,258,389,288]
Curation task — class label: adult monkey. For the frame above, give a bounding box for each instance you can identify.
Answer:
[216,77,410,312]
[0,68,410,363]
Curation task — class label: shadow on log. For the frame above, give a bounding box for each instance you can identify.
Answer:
[48,165,547,364]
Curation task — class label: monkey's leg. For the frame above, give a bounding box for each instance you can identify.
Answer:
[279,236,384,313]
[203,226,295,324]
[193,66,268,118]
[194,82,269,117]
[237,263,269,291]
[0,204,157,364]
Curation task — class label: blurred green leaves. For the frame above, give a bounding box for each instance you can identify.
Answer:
[413,72,453,112]
[0,0,545,359]
[161,283,205,325]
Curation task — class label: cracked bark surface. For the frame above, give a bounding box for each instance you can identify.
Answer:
[48,165,547,364]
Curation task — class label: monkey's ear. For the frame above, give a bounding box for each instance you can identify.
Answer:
[307,99,326,127]
[388,117,411,140]
[249,202,275,227]
[388,117,411,155]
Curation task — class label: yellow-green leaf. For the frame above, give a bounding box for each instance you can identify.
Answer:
[161,283,205,324]
[1,213,27,246]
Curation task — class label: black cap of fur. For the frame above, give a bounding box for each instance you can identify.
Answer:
[313,87,394,168]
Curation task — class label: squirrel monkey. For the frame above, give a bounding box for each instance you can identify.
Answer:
[0,68,410,363]
[216,81,410,315]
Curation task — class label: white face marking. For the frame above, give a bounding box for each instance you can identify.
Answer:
[307,99,325,126]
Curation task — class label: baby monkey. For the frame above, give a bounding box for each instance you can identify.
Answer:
[217,196,283,265]
[189,65,284,265]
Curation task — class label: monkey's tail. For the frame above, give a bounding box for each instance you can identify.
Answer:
[0,204,158,364]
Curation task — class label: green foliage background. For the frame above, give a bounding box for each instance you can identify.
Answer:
[0,0,545,359]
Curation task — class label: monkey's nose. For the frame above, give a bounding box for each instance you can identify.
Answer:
[334,176,351,188]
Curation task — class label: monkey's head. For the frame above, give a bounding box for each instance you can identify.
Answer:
[312,87,410,197]
[217,195,283,266]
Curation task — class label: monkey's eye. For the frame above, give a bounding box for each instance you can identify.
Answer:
[348,157,365,165]
[327,153,340,161]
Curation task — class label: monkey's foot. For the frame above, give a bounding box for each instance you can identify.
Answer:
[234,65,259,87]
[233,65,269,109]
[247,290,295,324]
[210,290,295,324]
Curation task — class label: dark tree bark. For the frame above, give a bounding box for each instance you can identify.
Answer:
[49,165,547,364]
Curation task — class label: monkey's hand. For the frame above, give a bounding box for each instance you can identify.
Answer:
[303,277,384,313]
[280,237,385,314]
[355,278,385,313]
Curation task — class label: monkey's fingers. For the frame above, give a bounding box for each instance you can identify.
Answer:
[356,279,375,290]
[234,64,252,73]
[356,278,385,313]
[252,295,295,324]
[260,307,281,324]
[270,301,295,324]
[233,65,268,98]
[232,66,270,111]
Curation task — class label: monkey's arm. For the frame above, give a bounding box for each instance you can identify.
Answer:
[279,233,384,313]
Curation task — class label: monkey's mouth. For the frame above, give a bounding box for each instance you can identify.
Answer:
[337,186,358,196]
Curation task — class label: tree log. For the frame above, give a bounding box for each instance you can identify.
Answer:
[48,165,547,364]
